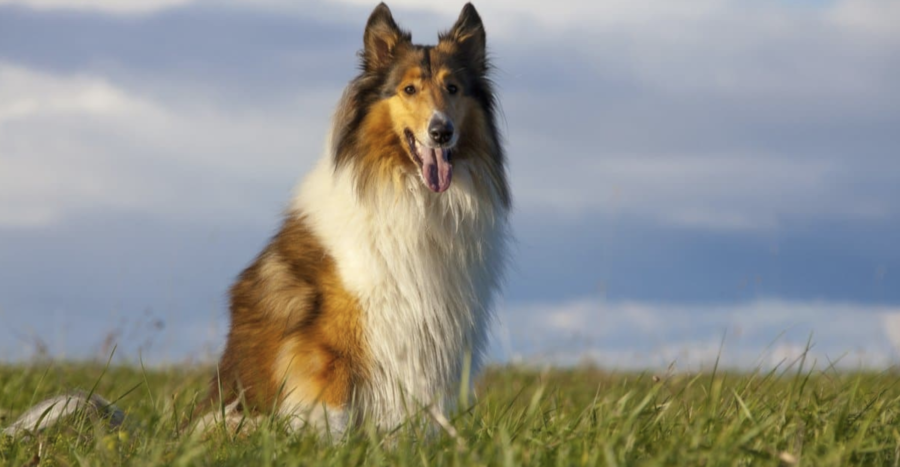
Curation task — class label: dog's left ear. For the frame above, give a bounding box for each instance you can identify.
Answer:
[444,3,487,75]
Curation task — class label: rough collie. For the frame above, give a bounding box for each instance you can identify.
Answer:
[203,2,511,434]
[3,2,509,438]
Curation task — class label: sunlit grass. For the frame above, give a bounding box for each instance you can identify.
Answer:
[2,357,900,466]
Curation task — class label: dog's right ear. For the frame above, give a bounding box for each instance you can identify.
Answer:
[362,3,410,73]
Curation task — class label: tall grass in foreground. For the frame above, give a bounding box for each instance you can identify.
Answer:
[2,361,899,466]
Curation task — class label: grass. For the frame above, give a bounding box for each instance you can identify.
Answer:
[2,358,900,466]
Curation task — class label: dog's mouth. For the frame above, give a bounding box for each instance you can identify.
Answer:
[404,128,452,193]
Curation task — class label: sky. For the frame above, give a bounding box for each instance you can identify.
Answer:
[1,0,899,370]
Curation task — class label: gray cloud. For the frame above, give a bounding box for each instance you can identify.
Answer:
[0,3,360,102]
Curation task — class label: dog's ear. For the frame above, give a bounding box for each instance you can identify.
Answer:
[362,3,410,73]
[445,3,487,75]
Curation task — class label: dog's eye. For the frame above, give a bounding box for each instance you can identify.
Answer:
[404,85,416,95]
[447,84,459,95]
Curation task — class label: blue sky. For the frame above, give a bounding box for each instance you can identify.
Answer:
[1,0,898,369]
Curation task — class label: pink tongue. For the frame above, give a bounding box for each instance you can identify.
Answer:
[420,146,452,193]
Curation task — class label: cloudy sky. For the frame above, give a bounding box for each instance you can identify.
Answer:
[1,0,898,370]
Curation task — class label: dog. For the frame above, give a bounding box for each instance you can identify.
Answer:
[3,2,510,438]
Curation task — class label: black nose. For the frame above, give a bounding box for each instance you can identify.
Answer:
[428,120,454,145]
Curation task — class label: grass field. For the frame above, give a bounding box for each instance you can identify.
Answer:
[2,358,900,466]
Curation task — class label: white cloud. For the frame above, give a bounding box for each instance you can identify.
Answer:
[331,0,900,48]
[0,0,191,14]
[827,0,900,40]
[498,298,900,370]
[0,63,338,228]
[335,0,724,28]
[881,312,900,352]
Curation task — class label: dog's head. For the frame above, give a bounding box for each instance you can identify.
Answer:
[334,3,504,198]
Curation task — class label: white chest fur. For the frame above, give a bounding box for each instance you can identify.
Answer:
[293,156,508,427]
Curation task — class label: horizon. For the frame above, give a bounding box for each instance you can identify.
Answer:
[1,0,898,370]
